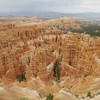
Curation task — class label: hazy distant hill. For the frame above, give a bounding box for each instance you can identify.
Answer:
[1,11,100,22]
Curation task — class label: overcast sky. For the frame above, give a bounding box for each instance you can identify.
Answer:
[0,0,100,14]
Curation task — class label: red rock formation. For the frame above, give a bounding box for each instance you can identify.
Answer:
[0,18,100,95]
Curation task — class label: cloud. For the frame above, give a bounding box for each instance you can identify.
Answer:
[0,0,100,14]
[81,0,100,12]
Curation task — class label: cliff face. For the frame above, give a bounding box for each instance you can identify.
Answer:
[0,17,100,95]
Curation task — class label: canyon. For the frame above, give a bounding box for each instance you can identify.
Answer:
[0,17,100,100]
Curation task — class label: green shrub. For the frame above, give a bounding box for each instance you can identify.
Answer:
[96,92,100,96]
[46,94,54,100]
[82,97,85,99]
[16,72,26,82]
[74,94,79,98]
[87,91,94,98]
[87,91,91,98]
[20,97,28,100]
[53,61,60,81]
[84,74,88,77]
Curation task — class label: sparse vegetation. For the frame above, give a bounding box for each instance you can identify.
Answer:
[84,74,88,77]
[74,94,79,98]
[96,92,100,96]
[53,61,60,81]
[82,96,85,99]
[20,97,29,100]
[46,94,54,100]
[87,91,94,98]
[69,24,100,36]
[79,91,100,99]
[87,91,92,98]
[16,72,26,82]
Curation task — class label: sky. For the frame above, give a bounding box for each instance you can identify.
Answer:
[0,0,100,14]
